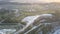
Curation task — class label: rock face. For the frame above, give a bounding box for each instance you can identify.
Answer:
[53,28,60,34]
[20,14,54,33]
[22,14,54,25]
[20,14,60,34]
[33,14,55,26]
[21,15,40,24]
[50,22,60,34]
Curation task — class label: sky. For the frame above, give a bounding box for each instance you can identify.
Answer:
[0,0,60,3]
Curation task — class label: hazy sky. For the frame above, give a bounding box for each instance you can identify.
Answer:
[1,0,60,3]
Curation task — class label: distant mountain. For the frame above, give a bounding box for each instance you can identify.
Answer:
[0,1,60,5]
[0,1,20,5]
[39,2,60,10]
[0,1,33,5]
[0,1,60,11]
